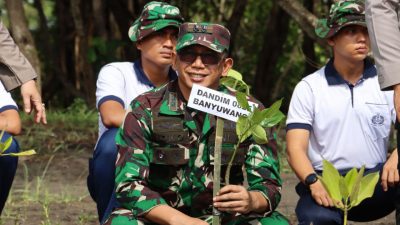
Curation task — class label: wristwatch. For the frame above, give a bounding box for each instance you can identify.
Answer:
[304,173,318,186]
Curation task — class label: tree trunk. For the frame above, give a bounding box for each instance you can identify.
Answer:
[277,0,327,48]
[108,0,138,60]
[302,0,318,75]
[93,0,108,39]
[5,0,42,93]
[226,0,248,56]
[70,0,96,106]
[253,3,290,106]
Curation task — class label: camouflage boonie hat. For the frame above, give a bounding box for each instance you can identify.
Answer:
[176,22,230,53]
[128,1,184,42]
[315,0,365,38]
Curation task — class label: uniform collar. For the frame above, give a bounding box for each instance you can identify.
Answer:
[324,58,377,85]
[133,59,178,88]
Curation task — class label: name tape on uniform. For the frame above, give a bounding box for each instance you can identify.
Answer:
[188,84,258,122]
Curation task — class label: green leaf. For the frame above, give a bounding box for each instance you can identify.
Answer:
[344,168,358,196]
[352,172,379,207]
[220,77,250,94]
[227,69,243,80]
[260,111,285,127]
[339,176,349,200]
[1,149,36,157]
[263,99,283,118]
[2,136,12,153]
[252,108,267,124]
[236,116,252,143]
[319,160,342,203]
[251,125,268,144]
[349,166,365,206]
[236,92,251,111]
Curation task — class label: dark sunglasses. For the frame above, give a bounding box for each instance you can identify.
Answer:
[178,50,222,65]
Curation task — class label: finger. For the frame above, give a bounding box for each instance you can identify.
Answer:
[33,101,44,124]
[23,95,33,114]
[320,196,330,207]
[215,192,239,202]
[326,196,334,207]
[40,108,47,124]
[381,169,388,191]
[387,169,395,186]
[218,185,242,195]
[37,103,47,125]
[214,200,243,209]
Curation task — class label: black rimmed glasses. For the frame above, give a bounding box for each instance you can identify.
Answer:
[178,49,223,65]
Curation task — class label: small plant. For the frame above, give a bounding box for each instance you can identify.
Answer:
[220,73,285,184]
[212,71,285,225]
[318,159,379,225]
[0,129,36,157]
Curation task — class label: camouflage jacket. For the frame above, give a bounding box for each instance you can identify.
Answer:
[115,79,282,218]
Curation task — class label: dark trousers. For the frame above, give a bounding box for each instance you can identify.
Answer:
[0,132,19,215]
[87,128,119,222]
[296,163,396,225]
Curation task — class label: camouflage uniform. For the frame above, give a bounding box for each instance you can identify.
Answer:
[315,0,365,38]
[103,79,289,225]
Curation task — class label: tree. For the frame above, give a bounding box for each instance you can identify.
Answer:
[5,0,42,92]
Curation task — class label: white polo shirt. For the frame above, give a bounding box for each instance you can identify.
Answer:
[286,59,395,171]
[0,82,18,113]
[96,60,177,139]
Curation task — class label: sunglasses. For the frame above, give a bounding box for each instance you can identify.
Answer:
[178,50,222,65]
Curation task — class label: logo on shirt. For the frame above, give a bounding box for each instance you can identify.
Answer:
[371,113,384,126]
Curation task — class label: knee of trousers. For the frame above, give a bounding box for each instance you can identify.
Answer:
[95,128,119,159]
[296,205,341,225]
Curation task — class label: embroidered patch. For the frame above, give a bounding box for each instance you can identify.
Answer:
[371,113,384,126]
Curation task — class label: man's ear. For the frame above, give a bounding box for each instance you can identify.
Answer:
[136,41,141,50]
[327,37,335,47]
[221,58,233,76]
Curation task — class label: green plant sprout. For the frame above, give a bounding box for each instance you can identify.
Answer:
[0,129,36,157]
[318,159,379,225]
[220,71,285,183]
[212,70,284,225]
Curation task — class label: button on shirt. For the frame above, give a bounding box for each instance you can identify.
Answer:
[286,59,395,171]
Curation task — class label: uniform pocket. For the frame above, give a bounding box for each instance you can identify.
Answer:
[357,103,391,141]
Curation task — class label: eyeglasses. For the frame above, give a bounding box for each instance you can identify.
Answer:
[178,50,222,65]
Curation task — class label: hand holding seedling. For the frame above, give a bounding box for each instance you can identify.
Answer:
[319,160,379,225]
[309,180,334,207]
[213,185,269,215]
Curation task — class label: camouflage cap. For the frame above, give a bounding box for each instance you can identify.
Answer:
[315,0,365,39]
[128,1,184,42]
[176,22,231,53]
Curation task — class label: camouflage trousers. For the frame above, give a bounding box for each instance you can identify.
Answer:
[103,208,290,225]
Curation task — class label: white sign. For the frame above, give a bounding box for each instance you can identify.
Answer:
[187,84,258,122]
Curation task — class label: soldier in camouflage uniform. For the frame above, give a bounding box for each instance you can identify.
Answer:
[88,1,183,222]
[287,0,397,224]
[103,22,289,225]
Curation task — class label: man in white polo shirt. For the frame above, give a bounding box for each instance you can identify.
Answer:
[87,1,184,222]
[286,0,398,224]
